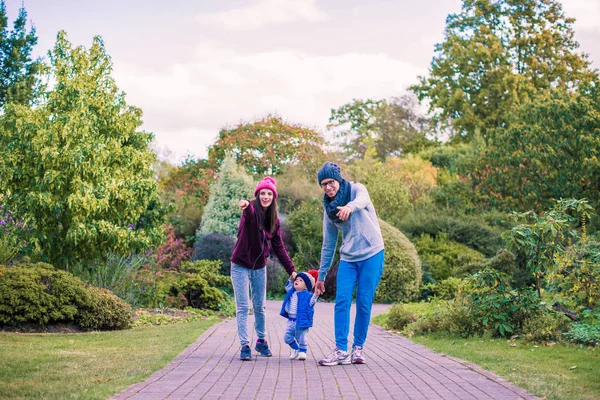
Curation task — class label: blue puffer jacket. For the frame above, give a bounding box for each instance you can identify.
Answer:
[280,289,314,329]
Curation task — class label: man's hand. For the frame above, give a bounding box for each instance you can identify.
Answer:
[336,205,352,221]
[314,280,325,295]
[238,200,249,210]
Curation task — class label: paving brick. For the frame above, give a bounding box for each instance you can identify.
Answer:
[111,301,539,400]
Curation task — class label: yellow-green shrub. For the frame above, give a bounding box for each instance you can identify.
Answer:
[0,263,132,330]
[375,219,422,303]
[78,286,132,330]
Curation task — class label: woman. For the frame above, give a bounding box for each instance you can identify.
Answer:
[313,162,385,366]
[230,176,297,361]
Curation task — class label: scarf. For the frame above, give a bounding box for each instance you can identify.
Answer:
[323,179,351,224]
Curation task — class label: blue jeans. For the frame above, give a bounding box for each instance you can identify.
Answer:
[335,250,384,352]
[231,263,267,347]
[284,319,309,352]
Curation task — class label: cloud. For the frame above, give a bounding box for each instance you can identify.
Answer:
[561,0,600,32]
[195,0,329,30]
[112,43,424,163]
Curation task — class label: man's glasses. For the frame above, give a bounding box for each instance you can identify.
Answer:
[320,179,337,189]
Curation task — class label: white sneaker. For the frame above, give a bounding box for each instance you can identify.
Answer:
[351,345,366,364]
[289,349,300,360]
[298,352,307,360]
[318,347,351,366]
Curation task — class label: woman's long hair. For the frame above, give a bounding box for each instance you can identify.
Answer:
[252,197,278,234]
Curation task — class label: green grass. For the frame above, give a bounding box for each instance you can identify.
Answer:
[0,317,219,400]
[373,302,600,400]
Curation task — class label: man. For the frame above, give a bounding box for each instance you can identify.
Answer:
[314,162,385,366]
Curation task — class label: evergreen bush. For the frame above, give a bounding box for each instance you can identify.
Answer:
[375,219,422,303]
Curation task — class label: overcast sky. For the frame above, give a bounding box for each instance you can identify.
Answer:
[6,0,600,163]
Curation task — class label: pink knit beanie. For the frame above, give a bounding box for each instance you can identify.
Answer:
[254,176,278,199]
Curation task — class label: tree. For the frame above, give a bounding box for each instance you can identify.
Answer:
[472,85,600,211]
[328,95,433,161]
[208,115,326,176]
[0,31,165,268]
[158,156,216,241]
[0,1,42,108]
[412,0,596,142]
[196,153,255,237]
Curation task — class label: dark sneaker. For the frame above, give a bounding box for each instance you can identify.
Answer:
[351,345,365,364]
[318,347,351,366]
[240,345,252,361]
[255,339,272,357]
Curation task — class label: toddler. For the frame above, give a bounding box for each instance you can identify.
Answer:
[280,270,319,360]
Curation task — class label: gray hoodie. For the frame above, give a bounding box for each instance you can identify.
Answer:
[318,182,384,281]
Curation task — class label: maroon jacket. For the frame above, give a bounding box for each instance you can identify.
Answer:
[230,201,295,274]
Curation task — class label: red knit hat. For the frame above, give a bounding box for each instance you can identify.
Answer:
[254,176,278,199]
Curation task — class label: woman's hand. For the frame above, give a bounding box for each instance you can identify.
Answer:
[336,205,352,221]
[238,200,249,210]
[314,280,325,295]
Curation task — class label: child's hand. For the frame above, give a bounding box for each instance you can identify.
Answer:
[290,272,297,281]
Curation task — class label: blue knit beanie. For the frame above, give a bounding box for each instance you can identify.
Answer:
[317,162,343,184]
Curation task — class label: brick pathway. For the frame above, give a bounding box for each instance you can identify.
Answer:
[113,300,538,400]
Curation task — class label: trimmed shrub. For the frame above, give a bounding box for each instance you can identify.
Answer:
[0,262,86,326]
[414,233,486,282]
[396,210,503,257]
[422,277,472,300]
[387,304,417,330]
[0,263,132,330]
[375,219,422,303]
[78,286,132,330]
[193,233,236,275]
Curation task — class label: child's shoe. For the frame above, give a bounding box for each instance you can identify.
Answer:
[240,345,252,361]
[298,352,307,360]
[255,339,272,357]
[289,349,300,360]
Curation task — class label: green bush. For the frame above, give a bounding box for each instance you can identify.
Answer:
[0,263,132,330]
[396,209,503,257]
[415,233,486,282]
[563,323,600,346]
[0,262,88,326]
[193,233,236,275]
[422,277,472,300]
[172,260,234,315]
[522,310,570,342]
[408,297,481,337]
[387,304,417,330]
[375,219,422,303]
[458,249,531,288]
[78,286,133,330]
[287,198,328,269]
[266,258,291,298]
